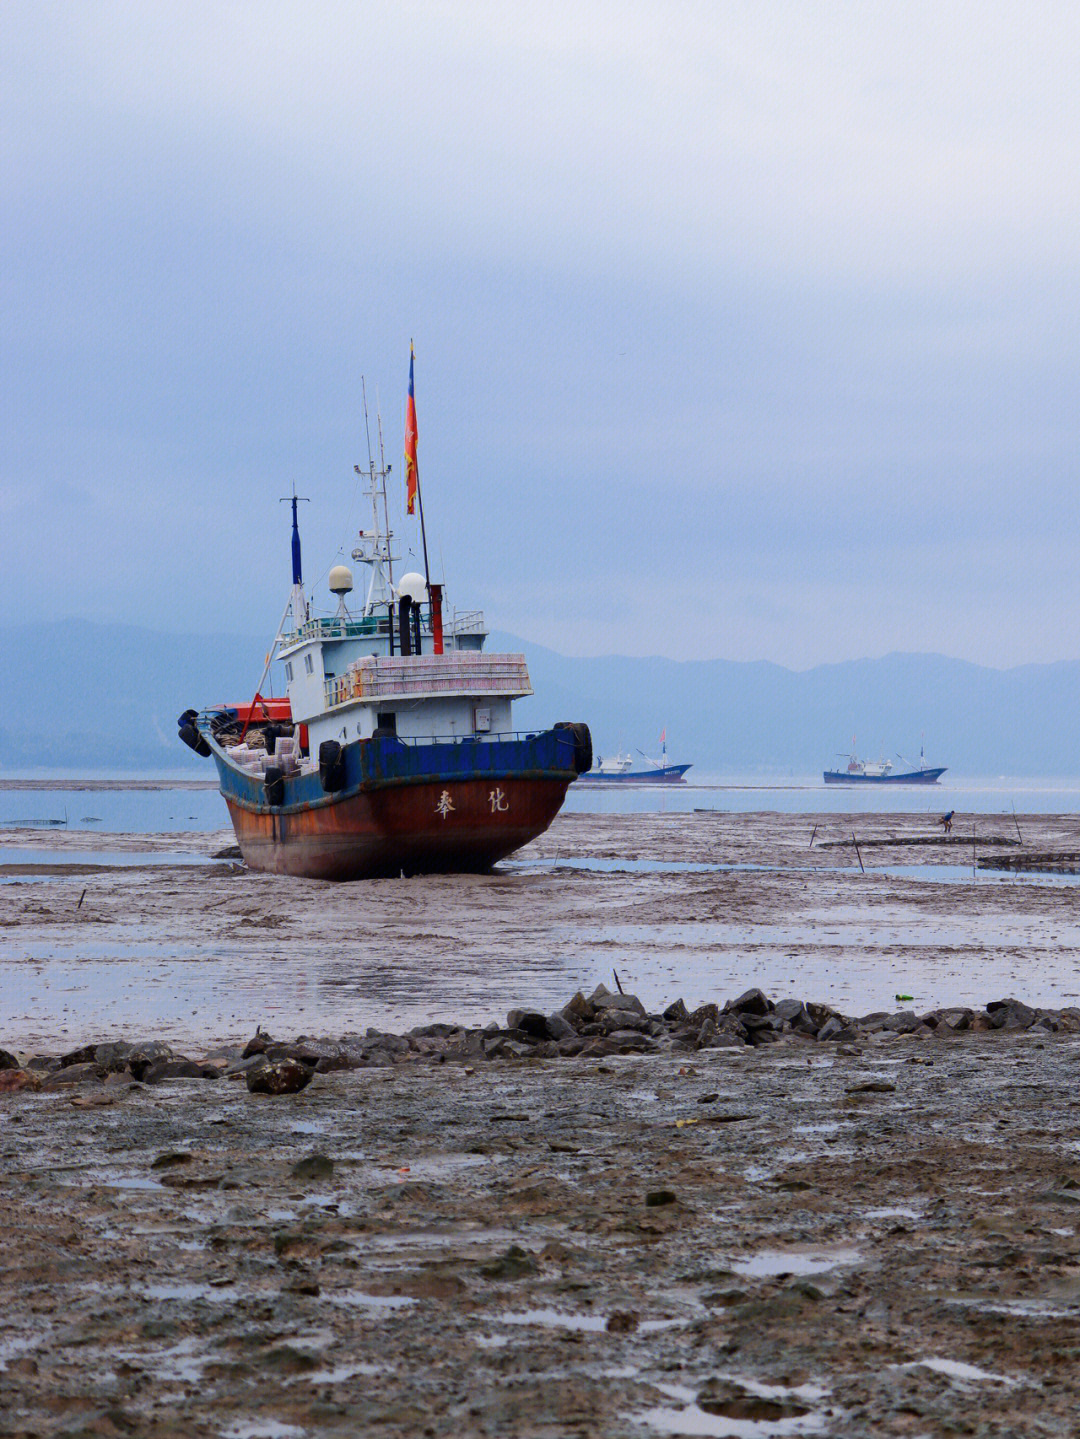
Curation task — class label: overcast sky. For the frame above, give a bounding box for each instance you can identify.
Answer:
[4,2,1080,667]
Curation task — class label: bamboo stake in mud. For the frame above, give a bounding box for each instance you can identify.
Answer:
[809,824,818,849]
[852,832,865,873]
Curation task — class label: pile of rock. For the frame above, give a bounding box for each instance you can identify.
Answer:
[1,990,1075,1094]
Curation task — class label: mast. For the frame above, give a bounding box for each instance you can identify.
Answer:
[280,487,309,630]
[351,381,399,621]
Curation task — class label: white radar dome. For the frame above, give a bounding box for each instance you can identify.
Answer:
[397,571,428,603]
[328,565,354,596]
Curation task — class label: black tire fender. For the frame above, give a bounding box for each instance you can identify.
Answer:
[570,722,593,775]
[319,739,346,793]
[264,766,285,807]
[555,721,593,775]
[178,723,211,758]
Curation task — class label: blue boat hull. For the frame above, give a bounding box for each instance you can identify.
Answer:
[822,767,947,785]
[576,764,691,786]
[203,727,584,879]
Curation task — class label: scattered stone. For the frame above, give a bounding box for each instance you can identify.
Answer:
[41,1061,104,1088]
[479,1244,539,1280]
[696,1379,809,1422]
[246,1059,315,1095]
[291,1152,334,1181]
[592,991,648,1019]
[987,998,1037,1030]
[242,1027,272,1059]
[59,1043,99,1068]
[139,1059,220,1083]
[150,1151,193,1169]
[728,988,772,1017]
[645,1189,677,1207]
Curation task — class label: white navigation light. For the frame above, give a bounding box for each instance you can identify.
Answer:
[329,565,354,596]
[397,571,427,603]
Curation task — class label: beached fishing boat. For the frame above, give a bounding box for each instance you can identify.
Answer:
[577,733,691,785]
[178,362,591,878]
[823,739,946,786]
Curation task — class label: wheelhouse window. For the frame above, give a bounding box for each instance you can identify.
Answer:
[304,653,314,675]
[284,662,293,682]
[376,711,397,734]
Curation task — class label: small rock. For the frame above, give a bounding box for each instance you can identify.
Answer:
[242,1027,272,1058]
[728,988,772,1017]
[593,991,648,1018]
[544,1012,576,1041]
[986,998,1037,1031]
[139,1059,219,1083]
[606,1310,640,1333]
[246,1058,315,1095]
[41,1061,104,1088]
[561,991,594,1024]
[817,1017,859,1042]
[0,1068,40,1093]
[883,1011,922,1034]
[291,1152,334,1181]
[59,1043,99,1069]
[479,1244,539,1280]
[645,1189,677,1207]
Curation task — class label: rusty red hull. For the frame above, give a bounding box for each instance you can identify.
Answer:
[225,775,572,880]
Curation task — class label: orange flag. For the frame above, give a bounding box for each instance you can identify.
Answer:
[405,344,418,516]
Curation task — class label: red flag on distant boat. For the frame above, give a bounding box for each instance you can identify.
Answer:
[405,344,418,516]
[659,728,666,745]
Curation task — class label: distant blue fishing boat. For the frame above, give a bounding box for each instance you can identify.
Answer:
[823,738,946,786]
[577,731,691,786]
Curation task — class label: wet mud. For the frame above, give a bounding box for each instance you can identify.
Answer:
[5,810,1080,1435]
[6,1034,1080,1437]
[4,810,1080,1049]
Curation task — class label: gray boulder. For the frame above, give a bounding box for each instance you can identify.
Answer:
[986,998,1037,1030]
[593,991,648,1019]
[883,1011,923,1034]
[728,988,772,1017]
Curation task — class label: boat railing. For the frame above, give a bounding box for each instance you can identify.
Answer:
[324,653,532,709]
[280,615,382,647]
[447,609,486,635]
[389,731,544,746]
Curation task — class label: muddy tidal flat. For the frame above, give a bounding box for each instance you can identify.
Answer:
[5,810,1080,1436]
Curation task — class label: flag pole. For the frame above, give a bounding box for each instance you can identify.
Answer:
[407,341,432,592]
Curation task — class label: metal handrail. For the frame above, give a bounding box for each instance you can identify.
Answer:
[385,731,544,746]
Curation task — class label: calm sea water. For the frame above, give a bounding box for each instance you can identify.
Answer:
[1,770,1079,831]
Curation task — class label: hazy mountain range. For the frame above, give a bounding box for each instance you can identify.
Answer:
[1,620,1074,776]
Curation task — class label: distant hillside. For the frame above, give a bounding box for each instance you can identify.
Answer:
[2,619,1077,775]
